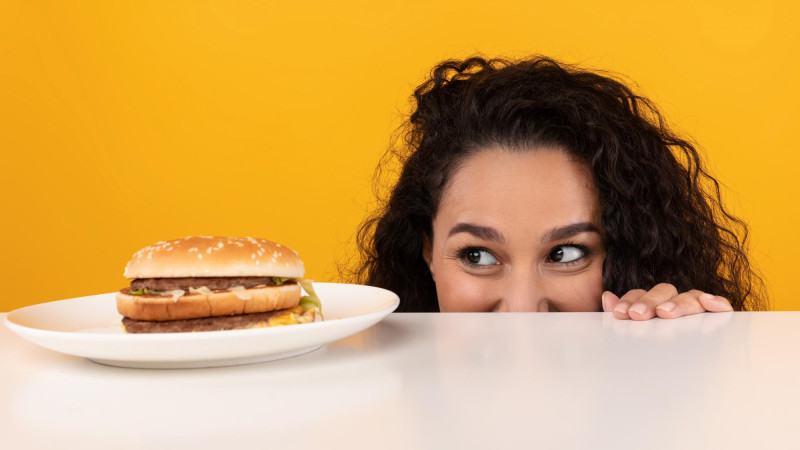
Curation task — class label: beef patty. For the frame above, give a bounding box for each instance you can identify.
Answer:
[121,307,315,333]
[130,276,279,292]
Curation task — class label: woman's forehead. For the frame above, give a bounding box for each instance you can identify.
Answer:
[436,148,600,236]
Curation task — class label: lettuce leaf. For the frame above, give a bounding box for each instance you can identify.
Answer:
[272,277,291,286]
[297,278,323,320]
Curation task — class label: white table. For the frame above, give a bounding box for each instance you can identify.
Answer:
[3,312,800,450]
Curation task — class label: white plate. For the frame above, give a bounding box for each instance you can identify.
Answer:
[4,283,399,369]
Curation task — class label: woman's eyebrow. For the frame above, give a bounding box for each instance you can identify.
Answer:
[448,223,506,243]
[542,222,600,243]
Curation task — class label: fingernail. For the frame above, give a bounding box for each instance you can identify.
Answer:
[657,301,676,312]
[628,303,647,316]
[700,293,715,301]
[614,303,629,314]
[601,292,607,310]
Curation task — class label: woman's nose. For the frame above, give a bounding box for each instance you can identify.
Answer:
[501,272,549,312]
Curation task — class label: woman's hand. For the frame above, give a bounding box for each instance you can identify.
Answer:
[602,283,734,320]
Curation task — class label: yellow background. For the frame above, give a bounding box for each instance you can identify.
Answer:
[1,1,798,311]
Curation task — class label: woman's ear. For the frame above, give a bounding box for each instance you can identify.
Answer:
[422,234,434,281]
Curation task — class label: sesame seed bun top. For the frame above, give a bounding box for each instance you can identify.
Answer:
[123,236,305,279]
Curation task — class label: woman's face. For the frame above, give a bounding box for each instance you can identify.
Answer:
[424,147,605,312]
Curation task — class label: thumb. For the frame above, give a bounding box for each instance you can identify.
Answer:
[602,291,620,312]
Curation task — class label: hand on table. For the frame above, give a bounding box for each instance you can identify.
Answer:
[602,283,734,320]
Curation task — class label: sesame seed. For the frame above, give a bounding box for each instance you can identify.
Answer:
[271,258,277,263]
[198,254,203,259]
[256,260,260,265]
[206,247,212,254]
[251,253,256,259]
[217,242,224,248]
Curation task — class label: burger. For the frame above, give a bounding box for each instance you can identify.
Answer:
[117,236,321,333]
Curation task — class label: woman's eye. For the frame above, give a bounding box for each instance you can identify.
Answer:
[548,245,585,263]
[461,248,498,266]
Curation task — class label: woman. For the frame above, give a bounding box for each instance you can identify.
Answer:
[354,55,767,319]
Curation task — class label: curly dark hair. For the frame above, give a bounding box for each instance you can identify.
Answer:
[351,55,767,312]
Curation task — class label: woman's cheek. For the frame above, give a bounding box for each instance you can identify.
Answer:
[549,266,605,312]
[435,266,496,312]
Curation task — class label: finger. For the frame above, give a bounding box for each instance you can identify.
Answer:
[655,291,735,319]
[627,283,679,321]
[654,290,707,319]
[612,289,647,320]
[602,291,620,312]
[698,293,734,312]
